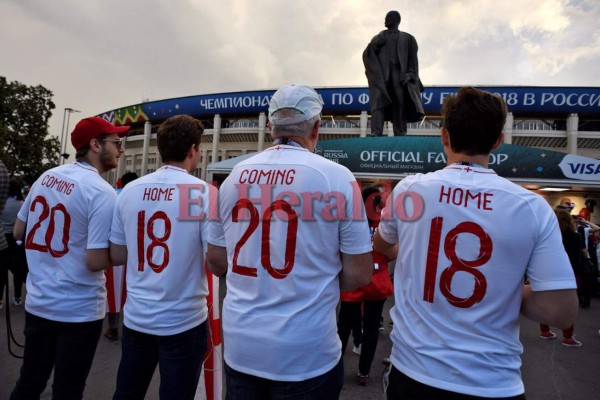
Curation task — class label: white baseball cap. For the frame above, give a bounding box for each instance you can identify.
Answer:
[268,84,323,126]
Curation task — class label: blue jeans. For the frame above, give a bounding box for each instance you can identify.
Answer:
[113,321,207,400]
[10,312,103,400]
[386,366,526,400]
[224,357,344,400]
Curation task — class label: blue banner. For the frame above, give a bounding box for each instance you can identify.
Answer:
[103,86,600,124]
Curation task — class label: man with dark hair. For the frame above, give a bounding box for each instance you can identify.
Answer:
[363,10,424,136]
[120,171,138,187]
[374,87,578,399]
[441,86,508,154]
[207,84,373,399]
[110,114,211,400]
[11,117,129,399]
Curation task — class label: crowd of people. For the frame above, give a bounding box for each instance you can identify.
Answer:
[0,84,596,400]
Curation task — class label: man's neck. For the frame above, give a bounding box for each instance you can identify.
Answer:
[164,160,191,173]
[446,153,490,168]
[78,156,104,174]
[274,136,313,151]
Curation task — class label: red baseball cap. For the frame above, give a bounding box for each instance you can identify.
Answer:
[71,117,130,150]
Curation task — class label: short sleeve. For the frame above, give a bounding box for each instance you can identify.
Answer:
[208,218,226,247]
[88,187,117,249]
[109,194,126,246]
[336,170,372,255]
[208,189,226,247]
[198,183,217,253]
[17,191,32,222]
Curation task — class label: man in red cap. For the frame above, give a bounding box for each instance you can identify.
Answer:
[10,117,129,399]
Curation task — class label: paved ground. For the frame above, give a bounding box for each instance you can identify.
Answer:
[1,276,600,399]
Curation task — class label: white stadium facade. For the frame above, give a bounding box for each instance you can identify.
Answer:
[98,85,600,223]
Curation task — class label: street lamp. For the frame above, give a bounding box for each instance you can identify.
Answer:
[60,107,81,165]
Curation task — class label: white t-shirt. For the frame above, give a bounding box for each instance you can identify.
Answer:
[110,166,210,336]
[209,144,372,381]
[18,161,116,322]
[377,164,577,398]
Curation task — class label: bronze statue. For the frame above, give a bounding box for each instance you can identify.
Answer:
[363,11,424,136]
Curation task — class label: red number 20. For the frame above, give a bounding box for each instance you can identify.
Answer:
[25,196,71,258]
[232,199,298,279]
[137,211,171,273]
[423,217,491,308]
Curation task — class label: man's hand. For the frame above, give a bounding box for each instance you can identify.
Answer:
[402,73,416,86]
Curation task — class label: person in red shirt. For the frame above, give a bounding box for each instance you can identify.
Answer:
[337,185,394,386]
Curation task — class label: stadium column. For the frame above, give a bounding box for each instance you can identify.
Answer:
[504,112,514,144]
[257,112,266,151]
[200,149,209,181]
[360,111,368,137]
[211,114,222,164]
[141,121,151,176]
[566,113,579,154]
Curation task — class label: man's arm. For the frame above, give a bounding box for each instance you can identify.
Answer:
[373,231,398,261]
[109,242,128,267]
[87,248,113,272]
[521,286,578,329]
[207,243,228,277]
[340,251,373,292]
[13,217,26,241]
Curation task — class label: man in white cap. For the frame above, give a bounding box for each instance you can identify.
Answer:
[11,117,129,399]
[208,84,373,399]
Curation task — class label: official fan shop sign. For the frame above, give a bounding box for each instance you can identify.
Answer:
[315,137,600,181]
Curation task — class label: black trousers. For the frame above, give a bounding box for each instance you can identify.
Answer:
[386,366,526,400]
[10,312,103,400]
[337,299,386,376]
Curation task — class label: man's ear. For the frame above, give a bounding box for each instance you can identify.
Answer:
[491,132,505,151]
[186,144,196,159]
[311,120,320,140]
[89,138,102,154]
[440,127,450,148]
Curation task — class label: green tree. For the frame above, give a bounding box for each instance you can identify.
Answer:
[0,76,60,180]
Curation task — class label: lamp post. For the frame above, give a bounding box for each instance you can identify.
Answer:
[60,107,81,165]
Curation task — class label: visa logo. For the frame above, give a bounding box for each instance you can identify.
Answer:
[567,163,600,175]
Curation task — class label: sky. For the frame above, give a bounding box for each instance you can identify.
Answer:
[1,0,599,152]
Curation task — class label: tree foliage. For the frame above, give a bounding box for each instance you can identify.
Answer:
[0,76,60,180]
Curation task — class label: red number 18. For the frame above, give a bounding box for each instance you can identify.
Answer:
[136,210,171,273]
[423,217,491,308]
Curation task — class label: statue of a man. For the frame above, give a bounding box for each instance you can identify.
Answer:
[363,11,424,136]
